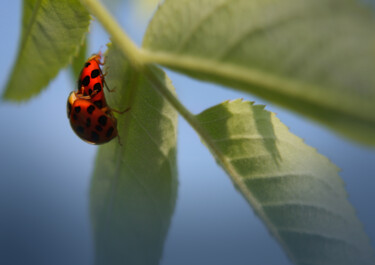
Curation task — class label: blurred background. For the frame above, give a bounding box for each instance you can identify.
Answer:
[0,0,375,264]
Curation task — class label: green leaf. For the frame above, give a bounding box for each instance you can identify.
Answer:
[3,0,90,101]
[70,37,87,81]
[143,0,375,146]
[90,44,178,265]
[195,99,375,265]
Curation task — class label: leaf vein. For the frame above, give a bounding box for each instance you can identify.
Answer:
[277,227,362,254]
[262,202,353,225]
[244,173,342,198]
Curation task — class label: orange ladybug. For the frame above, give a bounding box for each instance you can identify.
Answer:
[77,52,109,109]
[67,92,118,145]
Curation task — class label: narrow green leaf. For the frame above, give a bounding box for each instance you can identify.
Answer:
[70,37,87,81]
[196,99,375,265]
[91,44,178,265]
[143,0,375,146]
[3,0,90,101]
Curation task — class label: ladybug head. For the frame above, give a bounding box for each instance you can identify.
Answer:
[87,52,102,65]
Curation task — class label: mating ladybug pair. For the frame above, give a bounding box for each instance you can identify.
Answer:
[67,52,125,144]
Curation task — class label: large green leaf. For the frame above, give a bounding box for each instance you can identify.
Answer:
[90,45,178,265]
[70,37,87,81]
[3,0,90,101]
[143,0,375,146]
[196,99,375,265]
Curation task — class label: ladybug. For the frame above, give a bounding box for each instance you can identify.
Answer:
[67,92,118,145]
[77,52,110,109]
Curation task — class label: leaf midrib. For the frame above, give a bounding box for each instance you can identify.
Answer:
[140,50,374,123]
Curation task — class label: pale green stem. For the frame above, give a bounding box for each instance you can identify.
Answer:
[79,0,225,163]
[79,0,142,69]
[142,66,225,162]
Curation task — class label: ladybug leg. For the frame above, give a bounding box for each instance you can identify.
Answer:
[78,83,84,94]
[79,95,92,100]
[101,65,109,77]
[79,85,99,98]
[73,92,92,100]
[99,67,115,93]
[108,114,123,146]
[101,106,129,115]
[111,106,131,114]
[117,132,123,146]
[103,79,116,93]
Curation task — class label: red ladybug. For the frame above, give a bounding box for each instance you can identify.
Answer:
[67,92,118,145]
[77,52,109,109]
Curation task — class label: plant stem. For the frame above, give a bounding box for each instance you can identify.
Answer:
[79,0,142,69]
[142,66,224,162]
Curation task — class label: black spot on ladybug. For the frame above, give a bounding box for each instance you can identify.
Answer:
[95,125,103,131]
[84,62,91,68]
[73,114,78,120]
[87,105,95,114]
[106,127,114,138]
[94,82,102,92]
[98,115,107,126]
[88,89,92,95]
[91,131,99,141]
[91,69,100,78]
[82,76,90,86]
[76,126,84,134]
[94,100,102,109]
[74,106,81,113]
[86,118,91,127]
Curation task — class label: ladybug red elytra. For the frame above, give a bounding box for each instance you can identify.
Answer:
[67,91,118,145]
[77,52,112,110]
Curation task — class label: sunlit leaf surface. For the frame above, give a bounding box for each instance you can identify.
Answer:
[195,99,375,265]
[143,0,375,145]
